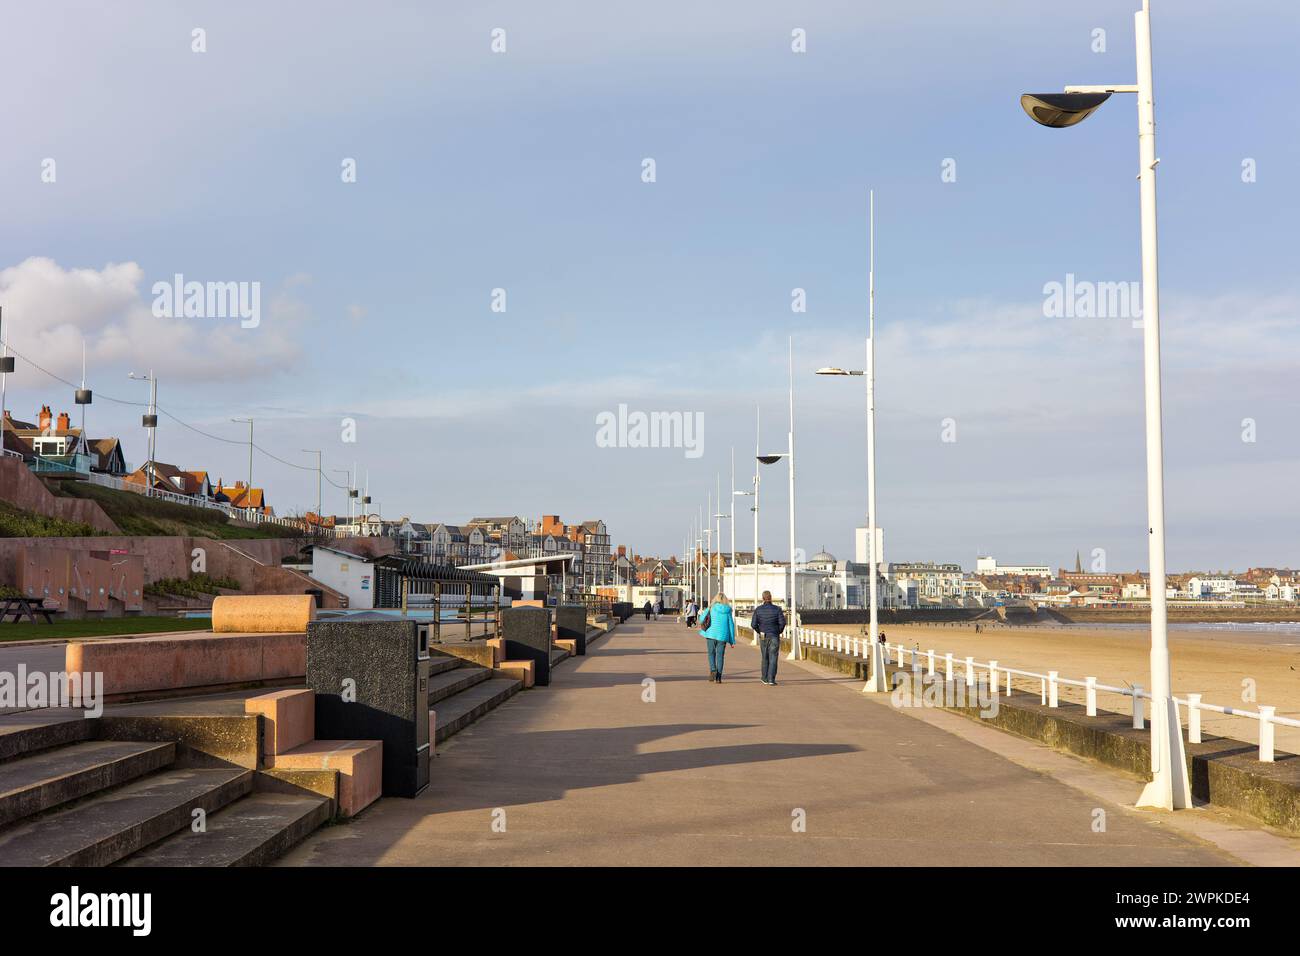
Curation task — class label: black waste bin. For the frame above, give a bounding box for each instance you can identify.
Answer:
[306,619,431,798]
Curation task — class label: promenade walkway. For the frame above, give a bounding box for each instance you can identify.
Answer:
[278,617,1243,866]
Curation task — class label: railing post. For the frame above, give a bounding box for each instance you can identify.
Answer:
[1085,677,1097,717]
[1186,693,1201,744]
[1006,668,1012,697]
[964,656,975,687]
[988,660,998,696]
[1039,677,1046,705]
[927,649,935,676]
[1132,686,1144,730]
[1259,706,1275,763]
[1047,670,1059,708]
[945,653,953,683]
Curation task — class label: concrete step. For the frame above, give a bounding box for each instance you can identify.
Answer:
[121,792,331,867]
[0,766,253,867]
[427,655,462,677]
[550,646,570,667]
[0,710,95,764]
[427,666,489,706]
[434,677,522,745]
[0,740,176,828]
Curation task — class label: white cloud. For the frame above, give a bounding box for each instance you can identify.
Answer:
[0,257,305,383]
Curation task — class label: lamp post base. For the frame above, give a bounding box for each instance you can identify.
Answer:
[862,642,889,694]
[1135,695,1192,810]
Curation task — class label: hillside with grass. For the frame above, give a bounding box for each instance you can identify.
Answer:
[38,481,299,540]
[0,499,105,538]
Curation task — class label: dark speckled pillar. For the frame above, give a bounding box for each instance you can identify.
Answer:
[306,619,430,797]
[502,605,552,686]
[555,604,587,655]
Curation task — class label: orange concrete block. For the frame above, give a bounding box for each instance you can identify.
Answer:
[245,688,315,758]
[212,594,316,633]
[273,739,382,818]
[498,659,535,689]
[66,631,307,699]
[486,637,507,666]
[555,638,577,656]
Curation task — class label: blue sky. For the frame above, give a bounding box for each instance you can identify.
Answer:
[2,0,1297,572]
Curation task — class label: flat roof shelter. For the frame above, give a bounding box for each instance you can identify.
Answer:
[462,553,577,603]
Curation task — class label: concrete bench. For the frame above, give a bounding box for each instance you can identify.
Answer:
[246,689,384,817]
[497,659,535,689]
[272,739,382,818]
[245,688,314,758]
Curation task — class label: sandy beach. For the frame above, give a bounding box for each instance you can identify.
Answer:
[814,622,1300,754]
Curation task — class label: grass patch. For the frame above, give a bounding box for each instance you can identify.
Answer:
[48,481,297,539]
[0,500,104,538]
[0,615,211,643]
[144,574,241,599]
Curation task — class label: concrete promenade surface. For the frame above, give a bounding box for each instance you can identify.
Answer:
[278,618,1247,867]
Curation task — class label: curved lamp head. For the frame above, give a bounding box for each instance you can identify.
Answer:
[815,367,849,376]
[756,454,784,465]
[1020,91,1111,128]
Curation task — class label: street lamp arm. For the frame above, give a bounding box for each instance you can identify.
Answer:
[1064,84,1138,93]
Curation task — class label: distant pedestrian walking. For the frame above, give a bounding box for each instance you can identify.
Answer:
[698,592,736,683]
[685,599,698,627]
[643,600,653,621]
[749,590,786,686]
[653,600,662,620]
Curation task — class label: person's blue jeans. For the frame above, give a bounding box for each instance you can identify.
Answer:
[706,638,727,677]
[759,634,781,683]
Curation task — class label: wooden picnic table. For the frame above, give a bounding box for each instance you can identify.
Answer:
[0,596,56,624]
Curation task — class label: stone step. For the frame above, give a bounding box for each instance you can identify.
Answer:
[0,766,253,867]
[434,678,522,745]
[427,666,489,706]
[0,740,176,828]
[427,655,462,677]
[550,646,570,667]
[121,792,331,867]
[0,710,95,764]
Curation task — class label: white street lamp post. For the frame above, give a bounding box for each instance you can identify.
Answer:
[1020,0,1189,810]
[815,192,887,693]
[759,338,799,661]
[128,371,157,496]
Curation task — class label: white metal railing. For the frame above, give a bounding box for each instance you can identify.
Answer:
[2,447,24,460]
[743,620,1297,764]
[79,469,339,536]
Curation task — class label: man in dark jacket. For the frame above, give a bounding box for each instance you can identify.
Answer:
[749,591,786,685]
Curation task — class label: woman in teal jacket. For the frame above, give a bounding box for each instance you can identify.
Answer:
[698,592,736,683]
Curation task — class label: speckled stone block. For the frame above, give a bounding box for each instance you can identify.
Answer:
[555,604,587,655]
[305,620,430,797]
[501,605,552,686]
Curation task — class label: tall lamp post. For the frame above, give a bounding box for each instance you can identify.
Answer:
[302,449,323,532]
[747,407,762,642]
[733,448,756,619]
[758,337,799,661]
[1019,0,1189,810]
[232,417,253,508]
[128,371,157,495]
[713,473,728,601]
[0,307,15,422]
[331,468,351,524]
[816,191,887,693]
